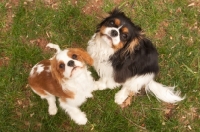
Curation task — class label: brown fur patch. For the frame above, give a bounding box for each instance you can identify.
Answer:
[100,25,106,35]
[122,27,129,33]
[113,42,124,51]
[115,18,121,26]
[28,59,74,99]
[67,48,93,66]
[50,57,65,83]
[122,38,139,55]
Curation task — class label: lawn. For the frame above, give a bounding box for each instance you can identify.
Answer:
[0,0,199,131]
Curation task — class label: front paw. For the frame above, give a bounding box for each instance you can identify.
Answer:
[74,112,88,125]
[114,92,127,105]
[95,81,106,90]
[48,106,58,115]
[86,93,93,98]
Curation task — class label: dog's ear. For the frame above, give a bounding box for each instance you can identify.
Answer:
[68,48,93,66]
[109,8,124,16]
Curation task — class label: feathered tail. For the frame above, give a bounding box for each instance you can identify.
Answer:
[146,80,185,103]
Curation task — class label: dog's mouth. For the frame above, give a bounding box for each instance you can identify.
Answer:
[103,34,112,41]
[70,66,81,77]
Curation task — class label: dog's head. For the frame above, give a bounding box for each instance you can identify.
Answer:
[95,9,159,83]
[51,48,93,82]
[97,9,143,53]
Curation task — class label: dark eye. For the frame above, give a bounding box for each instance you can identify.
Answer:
[72,54,77,59]
[59,63,65,69]
[121,33,128,40]
[109,20,114,26]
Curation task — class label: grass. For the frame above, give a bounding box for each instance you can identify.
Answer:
[0,0,199,131]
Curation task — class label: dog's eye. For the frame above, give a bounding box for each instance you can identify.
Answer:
[109,20,115,26]
[59,63,65,69]
[121,33,128,40]
[72,54,77,59]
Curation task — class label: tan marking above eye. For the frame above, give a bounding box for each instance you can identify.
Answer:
[122,27,129,33]
[115,18,121,26]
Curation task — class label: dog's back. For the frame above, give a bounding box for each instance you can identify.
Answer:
[28,59,74,99]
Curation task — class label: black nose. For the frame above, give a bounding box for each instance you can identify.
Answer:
[111,30,118,37]
[67,60,74,67]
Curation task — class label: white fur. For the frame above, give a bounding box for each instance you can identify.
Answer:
[87,33,185,104]
[31,89,58,115]
[87,33,120,90]
[46,43,61,53]
[29,64,44,76]
[103,27,121,45]
[59,67,96,125]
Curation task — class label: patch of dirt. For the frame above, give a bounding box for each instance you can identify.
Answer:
[177,106,199,131]
[43,0,61,9]
[30,38,49,52]
[5,0,20,7]
[188,0,200,7]
[162,103,177,119]
[59,121,73,131]
[155,21,169,40]
[80,0,125,18]
[81,0,104,16]
[0,53,10,67]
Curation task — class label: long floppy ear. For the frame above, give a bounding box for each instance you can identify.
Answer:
[50,57,63,83]
[68,48,93,66]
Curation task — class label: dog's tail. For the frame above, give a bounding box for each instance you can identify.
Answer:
[145,80,185,103]
[46,43,61,53]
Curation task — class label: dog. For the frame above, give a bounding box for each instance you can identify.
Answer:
[87,9,185,105]
[28,43,96,125]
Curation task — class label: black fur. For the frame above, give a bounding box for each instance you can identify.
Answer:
[110,38,159,83]
[105,9,159,83]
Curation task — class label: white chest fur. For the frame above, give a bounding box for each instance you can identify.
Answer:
[61,69,94,106]
[87,33,114,78]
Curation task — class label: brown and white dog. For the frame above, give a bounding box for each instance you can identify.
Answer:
[28,43,96,125]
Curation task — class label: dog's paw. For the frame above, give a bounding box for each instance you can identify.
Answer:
[74,112,88,125]
[48,106,58,115]
[95,81,107,90]
[114,92,127,105]
[87,93,93,98]
[107,81,119,89]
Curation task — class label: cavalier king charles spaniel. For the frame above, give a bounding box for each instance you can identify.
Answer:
[28,43,96,125]
[87,9,185,105]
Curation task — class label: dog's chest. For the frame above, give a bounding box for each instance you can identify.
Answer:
[62,71,94,105]
[87,34,114,77]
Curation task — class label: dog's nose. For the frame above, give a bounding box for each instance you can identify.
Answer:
[111,30,118,37]
[67,60,75,67]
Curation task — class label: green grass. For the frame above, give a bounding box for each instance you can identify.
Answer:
[0,0,199,131]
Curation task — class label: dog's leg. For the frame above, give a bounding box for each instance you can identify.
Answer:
[96,77,119,90]
[31,89,58,115]
[59,99,87,125]
[114,86,129,105]
[114,75,154,105]
[95,78,107,90]
[107,78,120,89]
[44,95,58,115]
